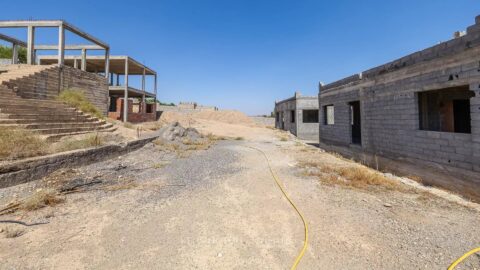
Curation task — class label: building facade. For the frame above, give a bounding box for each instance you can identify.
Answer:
[318,15,480,198]
[275,92,319,141]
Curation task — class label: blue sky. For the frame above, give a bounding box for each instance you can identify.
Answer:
[0,0,479,115]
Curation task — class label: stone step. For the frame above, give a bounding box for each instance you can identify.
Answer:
[33,124,113,135]
[5,114,92,121]
[0,103,70,110]
[0,117,99,124]
[0,106,76,114]
[44,127,117,142]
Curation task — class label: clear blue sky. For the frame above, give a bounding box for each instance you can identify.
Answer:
[1,0,479,115]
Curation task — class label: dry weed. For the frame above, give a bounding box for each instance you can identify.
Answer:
[0,128,47,160]
[4,227,24,238]
[20,189,64,211]
[54,133,103,152]
[104,180,138,191]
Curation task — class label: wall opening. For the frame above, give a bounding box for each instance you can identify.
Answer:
[418,86,474,133]
[323,105,334,125]
[275,112,280,123]
[146,104,154,113]
[303,110,319,123]
[349,101,361,145]
[290,110,295,123]
[109,97,117,112]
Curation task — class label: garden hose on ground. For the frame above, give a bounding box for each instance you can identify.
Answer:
[448,247,480,270]
[246,146,308,270]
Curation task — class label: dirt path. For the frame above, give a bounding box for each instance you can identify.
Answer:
[0,122,479,269]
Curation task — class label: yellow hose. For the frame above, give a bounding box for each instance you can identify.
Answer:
[448,247,480,270]
[246,146,308,270]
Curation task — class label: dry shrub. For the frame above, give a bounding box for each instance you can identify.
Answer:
[123,122,135,129]
[104,180,138,191]
[0,128,47,160]
[4,227,24,238]
[57,89,103,119]
[235,137,244,141]
[298,159,401,191]
[20,189,64,211]
[54,133,103,152]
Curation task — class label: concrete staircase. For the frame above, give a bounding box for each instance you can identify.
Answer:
[0,65,115,140]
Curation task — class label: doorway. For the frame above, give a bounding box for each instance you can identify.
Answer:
[350,101,361,145]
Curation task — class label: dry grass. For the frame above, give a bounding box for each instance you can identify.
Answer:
[0,128,48,160]
[54,133,103,152]
[4,227,24,238]
[19,189,64,211]
[57,89,103,119]
[298,159,401,191]
[235,136,244,141]
[123,122,135,129]
[152,161,170,169]
[104,180,138,191]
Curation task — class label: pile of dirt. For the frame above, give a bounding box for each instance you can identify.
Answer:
[152,122,216,155]
[155,122,203,142]
[158,110,255,127]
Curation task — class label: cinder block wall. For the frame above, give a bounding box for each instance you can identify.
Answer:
[274,97,297,136]
[6,65,109,116]
[296,97,320,140]
[319,15,480,189]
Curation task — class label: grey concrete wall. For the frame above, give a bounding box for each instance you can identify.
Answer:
[274,93,319,140]
[318,15,480,195]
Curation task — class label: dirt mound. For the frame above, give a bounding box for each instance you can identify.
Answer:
[158,110,255,127]
[155,122,202,142]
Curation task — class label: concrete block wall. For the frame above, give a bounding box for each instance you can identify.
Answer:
[5,65,109,116]
[274,92,319,140]
[318,15,480,196]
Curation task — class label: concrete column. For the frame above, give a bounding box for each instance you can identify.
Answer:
[110,73,114,86]
[81,48,87,71]
[116,74,120,86]
[142,68,146,113]
[11,44,18,64]
[154,73,157,102]
[57,24,65,66]
[73,58,78,69]
[27,26,35,65]
[123,58,129,122]
[104,48,110,79]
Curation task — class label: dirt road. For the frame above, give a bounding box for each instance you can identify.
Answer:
[1,121,479,269]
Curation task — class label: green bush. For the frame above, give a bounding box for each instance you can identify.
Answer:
[0,45,27,63]
[57,89,103,119]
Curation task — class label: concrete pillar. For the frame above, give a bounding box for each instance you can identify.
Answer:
[142,68,146,113]
[27,26,35,65]
[123,58,129,122]
[110,73,114,85]
[81,48,87,71]
[104,48,110,79]
[11,44,18,64]
[57,24,65,66]
[73,58,78,69]
[154,73,157,102]
[116,74,120,86]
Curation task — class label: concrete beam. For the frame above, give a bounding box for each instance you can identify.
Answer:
[0,33,27,47]
[34,44,104,50]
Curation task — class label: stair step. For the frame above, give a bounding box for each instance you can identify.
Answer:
[33,125,113,135]
[0,117,99,124]
[45,127,117,142]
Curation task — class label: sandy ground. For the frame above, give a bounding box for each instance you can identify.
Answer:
[0,120,479,269]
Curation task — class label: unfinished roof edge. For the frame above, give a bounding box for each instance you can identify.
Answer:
[37,55,156,75]
[275,91,317,104]
[0,20,109,49]
[321,14,480,92]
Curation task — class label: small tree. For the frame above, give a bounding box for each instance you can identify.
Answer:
[0,45,27,63]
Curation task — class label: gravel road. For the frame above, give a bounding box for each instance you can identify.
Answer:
[0,124,479,270]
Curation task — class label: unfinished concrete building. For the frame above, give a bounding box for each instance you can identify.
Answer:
[39,55,157,123]
[0,20,114,139]
[274,92,319,140]
[318,15,480,199]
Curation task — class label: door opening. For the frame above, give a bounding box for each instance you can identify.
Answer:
[350,101,361,145]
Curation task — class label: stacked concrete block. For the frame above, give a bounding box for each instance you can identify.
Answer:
[274,92,319,140]
[318,15,480,196]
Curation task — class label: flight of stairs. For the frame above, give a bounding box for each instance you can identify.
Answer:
[0,64,116,141]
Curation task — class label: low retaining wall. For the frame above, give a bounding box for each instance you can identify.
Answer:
[0,136,158,189]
